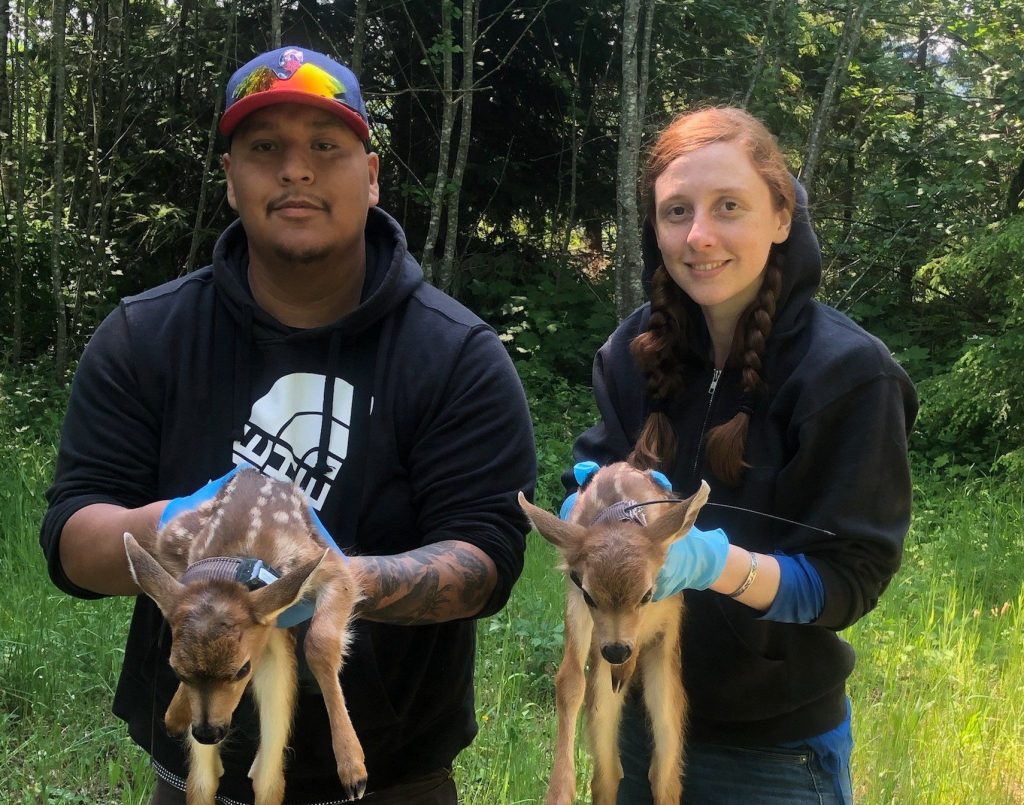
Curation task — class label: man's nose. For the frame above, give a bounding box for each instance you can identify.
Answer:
[279,147,313,184]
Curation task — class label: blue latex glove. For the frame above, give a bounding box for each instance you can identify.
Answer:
[559,461,600,520]
[653,526,730,599]
[649,471,729,599]
[158,465,245,528]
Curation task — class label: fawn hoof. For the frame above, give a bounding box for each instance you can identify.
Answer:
[340,776,367,801]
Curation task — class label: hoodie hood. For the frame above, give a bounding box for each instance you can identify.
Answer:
[212,206,423,341]
[640,176,822,335]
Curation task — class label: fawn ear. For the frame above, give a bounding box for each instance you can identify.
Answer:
[250,551,327,625]
[645,480,711,546]
[518,492,587,551]
[124,532,185,619]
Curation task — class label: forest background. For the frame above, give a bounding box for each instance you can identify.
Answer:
[1,0,1023,802]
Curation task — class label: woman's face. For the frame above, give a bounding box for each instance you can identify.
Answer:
[652,141,791,328]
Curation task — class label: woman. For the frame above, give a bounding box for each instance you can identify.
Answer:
[565,107,917,803]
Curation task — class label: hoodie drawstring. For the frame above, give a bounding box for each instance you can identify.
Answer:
[231,304,253,442]
[317,330,341,473]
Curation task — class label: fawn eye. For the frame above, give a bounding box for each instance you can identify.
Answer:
[570,571,597,609]
[235,661,251,680]
[640,589,653,605]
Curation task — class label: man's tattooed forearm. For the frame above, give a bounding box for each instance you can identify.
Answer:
[355,541,495,624]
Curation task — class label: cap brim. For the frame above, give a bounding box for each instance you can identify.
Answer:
[220,91,369,141]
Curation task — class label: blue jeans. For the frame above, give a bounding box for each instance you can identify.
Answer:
[616,696,854,804]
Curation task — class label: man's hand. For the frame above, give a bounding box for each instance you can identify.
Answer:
[350,541,497,625]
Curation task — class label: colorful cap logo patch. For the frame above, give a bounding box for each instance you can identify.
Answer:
[220,47,369,141]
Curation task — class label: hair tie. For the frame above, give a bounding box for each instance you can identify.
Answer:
[649,396,667,414]
[738,393,754,417]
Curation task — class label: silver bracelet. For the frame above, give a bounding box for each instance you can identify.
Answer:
[727,552,759,598]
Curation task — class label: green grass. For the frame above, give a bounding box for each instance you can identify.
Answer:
[2,379,1022,803]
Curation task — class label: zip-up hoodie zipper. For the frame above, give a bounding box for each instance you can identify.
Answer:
[690,367,722,481]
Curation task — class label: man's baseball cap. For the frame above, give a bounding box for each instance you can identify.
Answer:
[220,46,369,142]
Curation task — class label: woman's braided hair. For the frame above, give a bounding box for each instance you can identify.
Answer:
[628,107,796,484]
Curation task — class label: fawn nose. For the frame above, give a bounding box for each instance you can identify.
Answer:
[601,643,632,665]
[191,723,228,745]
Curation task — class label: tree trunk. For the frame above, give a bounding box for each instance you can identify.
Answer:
[636,0,654,134]
[614,0,646,319]
[351,0,369,76]
[800,0,871,192]
[437,0,478,293]
[1007,157,1024,216]
[49,0,69,382]
[0,0,10,143]
[271,0,281,49]
[743,0,779,107]
[7,0,24,367]
[69,0,108,345]
[899,19,929,304]
[186,2,236,274]
[172,0,193,112]
[420,0,456,282]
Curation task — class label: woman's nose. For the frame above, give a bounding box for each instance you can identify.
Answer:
[686,210,716,249]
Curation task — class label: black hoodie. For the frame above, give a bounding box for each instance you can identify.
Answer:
[568,182,918,745]
[40,207,536,801]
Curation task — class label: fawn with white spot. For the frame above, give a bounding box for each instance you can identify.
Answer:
[123,467,365,804]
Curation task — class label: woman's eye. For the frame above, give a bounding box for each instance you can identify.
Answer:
[722,200,740,212]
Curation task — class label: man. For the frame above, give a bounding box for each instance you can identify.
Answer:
[39,46,536,804]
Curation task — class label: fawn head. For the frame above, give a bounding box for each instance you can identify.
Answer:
[519,463,709,690]
[123,533,325,744]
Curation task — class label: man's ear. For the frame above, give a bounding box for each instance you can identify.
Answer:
[223,153,237,211]
[367,151,380,208]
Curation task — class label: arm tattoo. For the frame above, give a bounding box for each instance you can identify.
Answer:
[356,541,495,625]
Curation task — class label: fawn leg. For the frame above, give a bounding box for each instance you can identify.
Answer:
[164,682,191,737]
[248,630,298,805]
[586,648,628,805]
[546,596,591,805]
[305,575,367,800]
[640,618,686,804]
[184,736,223,805]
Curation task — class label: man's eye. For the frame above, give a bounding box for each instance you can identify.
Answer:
[314,142,337,152]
